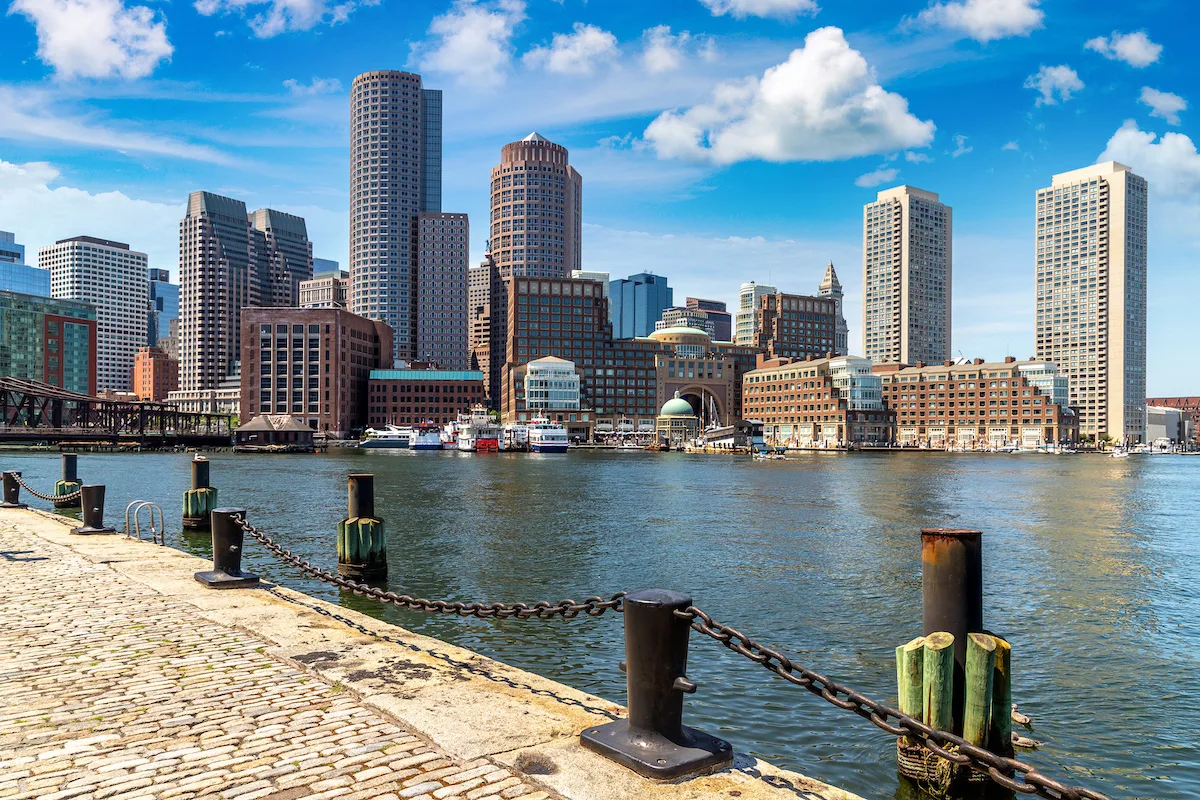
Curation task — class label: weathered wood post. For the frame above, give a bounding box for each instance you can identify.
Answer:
[182,456,217,531]
[922,632,955,733]
[895,636,924,746]
[921,528,983,733]
[54,454,82,508]
[337,473,386,577]
[990,636,1014,758]
[963,633,996,747]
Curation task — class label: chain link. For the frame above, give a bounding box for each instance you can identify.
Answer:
[232,513,625,620]
[14,474,81,504]
[678,605,1109,800]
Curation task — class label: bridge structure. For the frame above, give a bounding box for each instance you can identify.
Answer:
[0,378,231,447]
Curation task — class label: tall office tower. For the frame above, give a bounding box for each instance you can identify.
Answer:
[178,191,312,392]
[489,133,583,279]
[43,236,149,391]
[862,185,952,365]
[349,70,444,363]
[148,268,179,347]
[1035,161,1147,443]
[818,262,849,356]
[417,212,469,369]
[1,230,50,296]
[1,230,25,264]
[735,282,776,345]
[611,272,672,339]
[686,297,732,342]
[251,209,314,307]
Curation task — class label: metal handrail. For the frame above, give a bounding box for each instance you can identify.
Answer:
[124,501,165,545]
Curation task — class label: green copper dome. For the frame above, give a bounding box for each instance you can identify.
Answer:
[660,392,696,417]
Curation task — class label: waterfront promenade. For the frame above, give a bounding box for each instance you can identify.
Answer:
[0,507,859,800]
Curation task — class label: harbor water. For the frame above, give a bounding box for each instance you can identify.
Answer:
[5,449,1197,800]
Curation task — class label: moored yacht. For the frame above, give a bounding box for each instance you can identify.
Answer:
[527,417,568,453]
[358,425,412,449]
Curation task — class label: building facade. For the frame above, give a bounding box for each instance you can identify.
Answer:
[657,306,715,337]
[743,354,893,447]
[686,297,732,342]
[875,357,1078,449]
[178,191,313,393]
[0,291,97,394]
[148,267,178,347]
[1,232,51,296]
[753,291,839,361]
[239,307,393,437]
[489,133,582,279]
[417,212,469,369]
[42,236,149,391]
[818,262,849,356]
[571,271,610,308]
[132,345,178,402]
[863,185,952,365]
[0,231,24,265]
[1035,162,1147,443]
[367,368,485,427]
[611,272,672,339]
[735,282,776,346]
[299,270,350,308]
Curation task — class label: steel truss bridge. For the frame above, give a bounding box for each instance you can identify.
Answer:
[0,378,231,446]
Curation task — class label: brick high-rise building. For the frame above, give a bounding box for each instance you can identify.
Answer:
[818,262,849,356]
[753,291,839,361]
[132,345,178,402]
[863,185,952,365]
[686,297,732,342]
[1035,161,1147,443]
[489,133,582,279]
[417,212,469,369]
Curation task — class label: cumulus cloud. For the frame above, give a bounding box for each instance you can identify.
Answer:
[1084,31,1162,68]
[1002,140,1019,151]
[412,0,525,86]
[643,27,935,165]
[855,167,898,188]
[950,134,972,157]
[8,0,172,79]
[905,151,931,163]
[641,25,714,74]
[1100,120,1200,198]
[1139,87,1186,125]
[916,0,1043,43]
[193,0,379,38]
[524,23,619,75]
[1024,65,1083,106]
[698,0,818,19]
[283,77,342,95]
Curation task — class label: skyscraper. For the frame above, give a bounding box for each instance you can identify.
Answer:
[148,268,178,347]
[686,298,732,342]
[178,191,312,392]
[43,236,149,391]
[489,133,582,279]
[818,262,849,356]
[611,272,672,339]
[348,70,445,363]
[862,185,952,365]
[735,282,776,346]
[1035,161,1147,443]
[0,231,49,296]
[417,211,469,369]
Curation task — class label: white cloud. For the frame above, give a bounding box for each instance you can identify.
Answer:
[916,0,1043,43]
[412,0,525,86]
[905,151,932,163]
[641,25,714,74]
[523,23,619,75]
[950,133,972,157]
[1099,119,1200,198]
[283,77,342,95]
[855,167,898,187]
[8,0,172,79]
[1139,87,1186,126]
[643,27,935,165]
[698,0,818,19]
[1001,140,1019,151]
[1024,65,1083,106]
[193,0,378,37]
[1084,31,1162,68]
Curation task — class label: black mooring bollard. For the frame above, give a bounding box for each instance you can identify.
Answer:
[921,528,983,735]
[337,473,386,577]
[194,508,259,589]
[70,485,115,534]
[1,471,27,509]
[580,588,733,779]
[54,454,82,508]
[182,456,217,531]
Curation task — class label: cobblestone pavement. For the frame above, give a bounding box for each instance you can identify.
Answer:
[0,524,558,800]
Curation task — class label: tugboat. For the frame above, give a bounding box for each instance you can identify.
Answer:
[358,425,412,449]
[527,416,568,453]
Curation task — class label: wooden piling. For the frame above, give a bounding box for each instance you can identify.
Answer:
[989,636,1014,758]
[896,636,925,719]
[922,631,954,732]
[963,633,996,747]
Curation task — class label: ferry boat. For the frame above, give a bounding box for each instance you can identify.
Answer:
[527,417,568,453]
[409,422,443,451]
[457,406,501,452]
[358,425,412,449]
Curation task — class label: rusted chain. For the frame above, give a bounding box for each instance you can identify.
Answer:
[14,474,81,504]
[679,605,1109,800]
[232,513,624,619]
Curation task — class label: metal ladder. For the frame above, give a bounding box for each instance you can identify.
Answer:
[124,501,165,545]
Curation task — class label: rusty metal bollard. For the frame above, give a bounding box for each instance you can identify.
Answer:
[1,471,27,509]
[70,485,116,534]
[580,588,733,779]
[194,508,259,589]
[921,528,983,734]
[182,456,217,531]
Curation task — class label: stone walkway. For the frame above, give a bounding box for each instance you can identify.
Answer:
[0,523,555,800]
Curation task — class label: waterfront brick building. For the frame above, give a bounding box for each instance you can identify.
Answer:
[743,354,894,446]
[239,308,393,437]
[753,291,839,361]
[132,346,178,402]
[367,368,485,427]
[875,357,1078,448]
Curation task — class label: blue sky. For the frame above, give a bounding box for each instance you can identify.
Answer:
[0,0,1195,393]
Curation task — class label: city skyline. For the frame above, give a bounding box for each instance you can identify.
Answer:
[0,1,1194,393]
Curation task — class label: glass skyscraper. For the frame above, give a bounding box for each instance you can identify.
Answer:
[0,230,50,296]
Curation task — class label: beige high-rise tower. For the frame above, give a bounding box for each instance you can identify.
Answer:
[1035,161,1147,444]
[862,185,952,365]
[489,133,582,279]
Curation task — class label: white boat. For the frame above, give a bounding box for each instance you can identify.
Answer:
[457,406,501,452]
[440,420,460,449]
[1110,448,1130,458]
[358,425,412,449]
[504,423,529,451]
[527,417,568,453]
[409,423,443,451]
